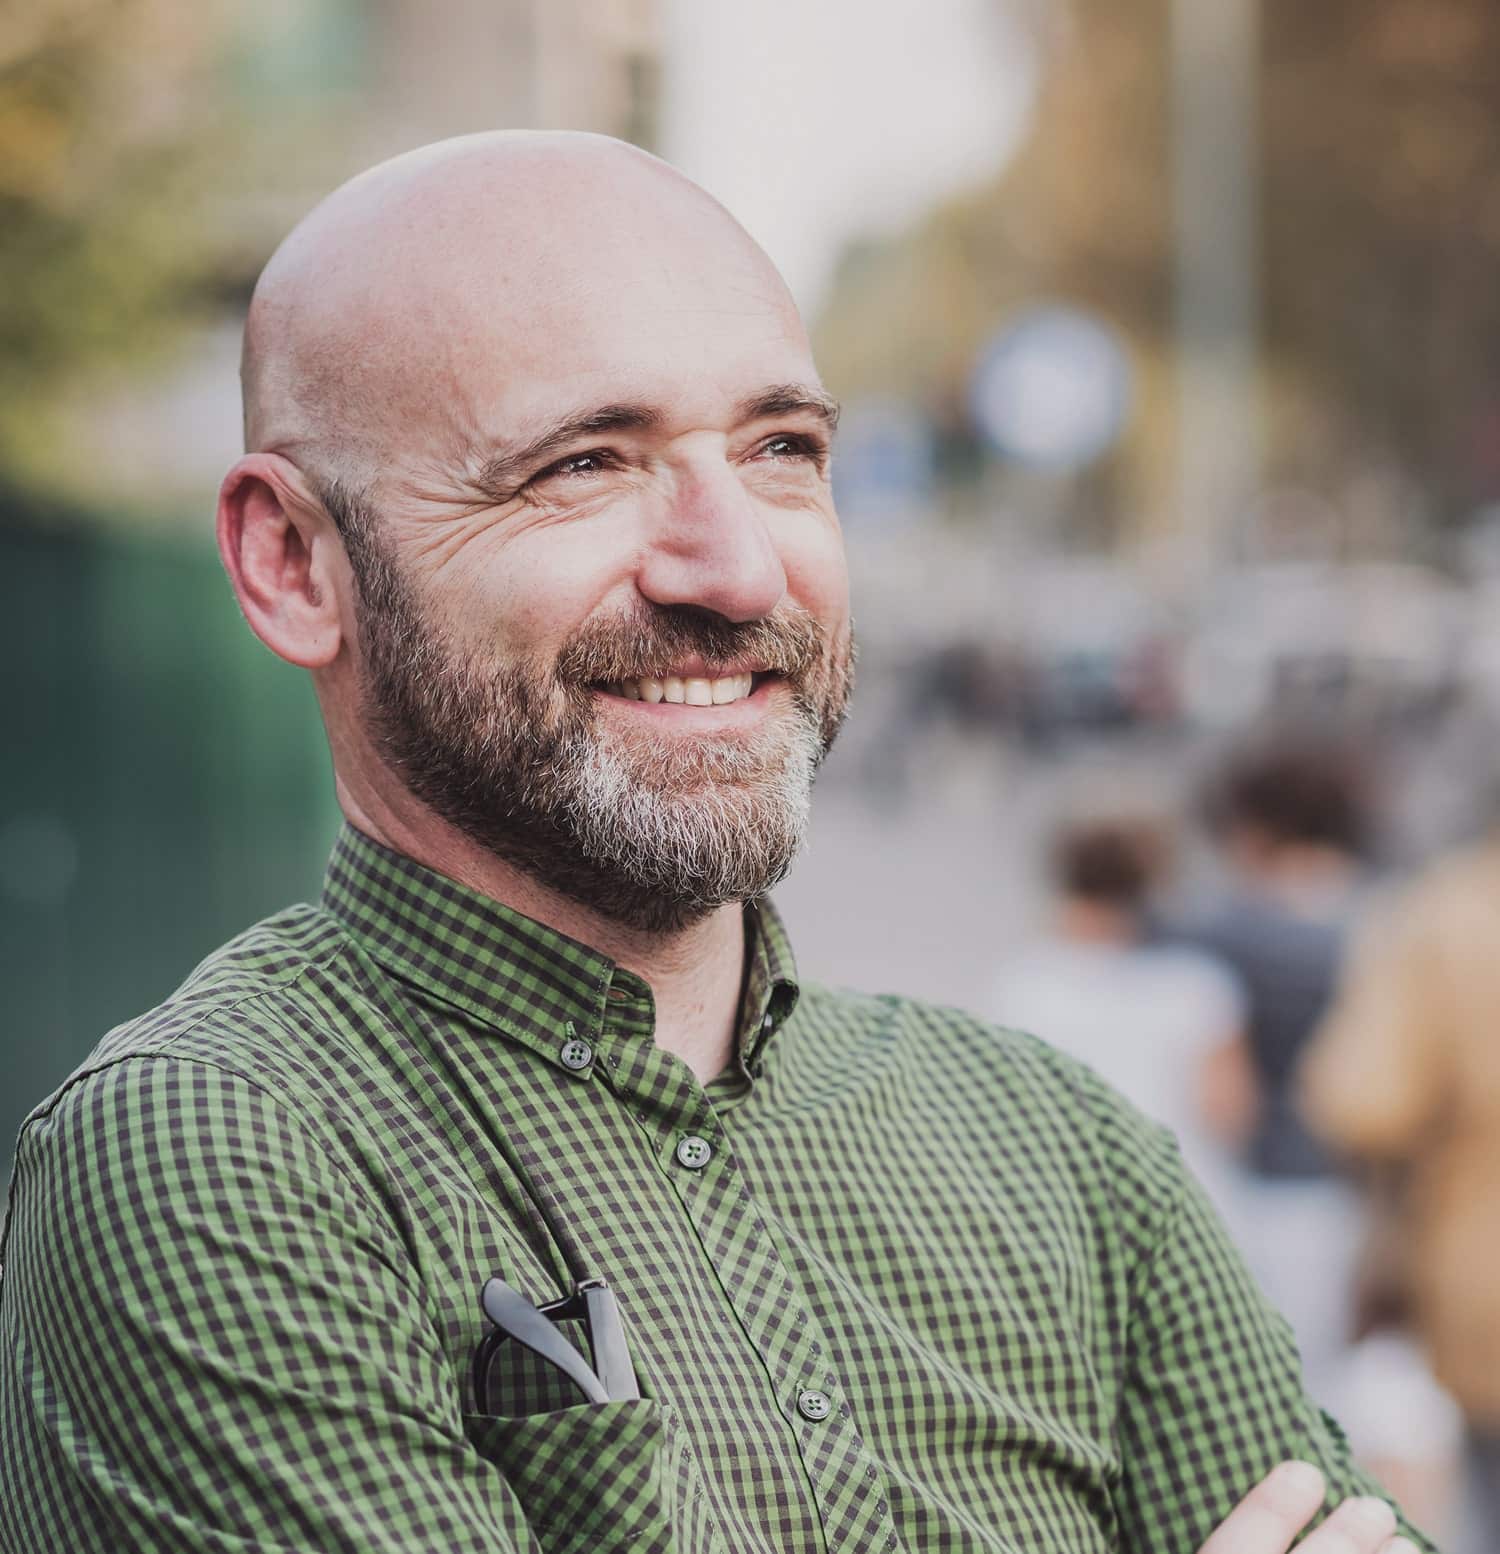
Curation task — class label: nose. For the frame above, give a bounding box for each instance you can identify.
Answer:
[635,461,787,624]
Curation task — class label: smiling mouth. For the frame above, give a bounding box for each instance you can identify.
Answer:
[596,672,768,706]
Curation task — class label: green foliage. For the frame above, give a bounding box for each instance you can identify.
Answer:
[0,0,237,486]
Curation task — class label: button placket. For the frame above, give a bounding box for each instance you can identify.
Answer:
[569,1000,872,1547]
[787,1380,898,1548]
[644,1104,891,1551]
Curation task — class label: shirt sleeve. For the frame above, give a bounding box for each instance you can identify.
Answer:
[1108,1123,1440,1553]
[0,1054,673,1554]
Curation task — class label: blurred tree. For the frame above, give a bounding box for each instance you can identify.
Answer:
[816,0,1500,545]
[814,0,1175,539]
[0,0,238,492]
[1262,0,1500,529]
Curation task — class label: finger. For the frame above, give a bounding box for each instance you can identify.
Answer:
[1378,1540,1421,1554]
[1297,1495,1398,1554]
[1199,1461,1326,1554]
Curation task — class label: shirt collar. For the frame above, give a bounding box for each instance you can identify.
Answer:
[738,897,800,1075]
[321,824,799,1081]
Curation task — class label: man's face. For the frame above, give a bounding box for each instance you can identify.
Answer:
[328,210,854,930]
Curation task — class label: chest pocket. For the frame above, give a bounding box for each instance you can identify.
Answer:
[463,1399,727,1554]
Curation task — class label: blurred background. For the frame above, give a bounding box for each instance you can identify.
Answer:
[6,0,1500,1541]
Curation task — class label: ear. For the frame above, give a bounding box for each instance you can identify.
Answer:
[217,453,344,669]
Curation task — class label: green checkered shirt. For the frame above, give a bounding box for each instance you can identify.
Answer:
[1,826,1432,1553]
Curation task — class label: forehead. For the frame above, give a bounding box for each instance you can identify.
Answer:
[250,142,828,472]
[430,233,819,443]
[260,147,823,468]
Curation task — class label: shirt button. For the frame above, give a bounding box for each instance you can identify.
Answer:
[797,1389,831,1421]
[675,1134,713,1170]
[559,1037,593,1071]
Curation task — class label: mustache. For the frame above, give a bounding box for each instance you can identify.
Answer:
[554,604,825,685]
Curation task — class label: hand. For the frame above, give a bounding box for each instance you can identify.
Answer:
[1199,1462,1416,1554]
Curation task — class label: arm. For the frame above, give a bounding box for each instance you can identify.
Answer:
[1110,1134,1439,1552]
[0,1056,668,1553]
[0,1048,1426,1554]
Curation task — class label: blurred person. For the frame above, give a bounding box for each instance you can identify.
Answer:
[1303,827,1500,1554]
[0,134,1432,1554]
[989,817,1249,1217]
[1174,744,1374,1404]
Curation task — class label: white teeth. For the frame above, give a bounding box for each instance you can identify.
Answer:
[612,672,757,705]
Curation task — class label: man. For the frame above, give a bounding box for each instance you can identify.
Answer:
[0,133,1428,1554]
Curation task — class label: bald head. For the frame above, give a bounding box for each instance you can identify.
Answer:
[241,132,806,497]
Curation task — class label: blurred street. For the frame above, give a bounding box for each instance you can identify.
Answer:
[781,730,1134,1009]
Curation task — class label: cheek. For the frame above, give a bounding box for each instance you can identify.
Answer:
[476,532,635,663]
[780,517,850,634]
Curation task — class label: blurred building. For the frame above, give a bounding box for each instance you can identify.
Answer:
[373,0,659,152]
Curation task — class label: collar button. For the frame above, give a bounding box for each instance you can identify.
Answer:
[559,1037,594,1072]
[675,1134,713,1170]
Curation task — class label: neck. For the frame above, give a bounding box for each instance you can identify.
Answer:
[336,777,747,1083]
[1238,840,1357,907]
[1056,897,1139,946]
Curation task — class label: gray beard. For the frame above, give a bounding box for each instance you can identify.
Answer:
[338,502,849,934]
[546,712,822,922]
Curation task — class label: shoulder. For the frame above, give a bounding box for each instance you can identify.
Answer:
[985,939,1081,1004]
[796,977,1146,1099]
[1139,942,1245,1013]
[4,906,408,1281]
[1409,843,1500,916]
[17,902,362,1147]
[1348,851,1495,964]
[792,981,1187,1232]
[1178,890,1300,956]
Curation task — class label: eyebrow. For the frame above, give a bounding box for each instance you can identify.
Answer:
[735,383,842,434]
[472,383,841,497]
[474,403,661,495]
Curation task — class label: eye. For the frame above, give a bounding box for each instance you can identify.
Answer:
[531,449,618,485]
[755,432,828,470]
